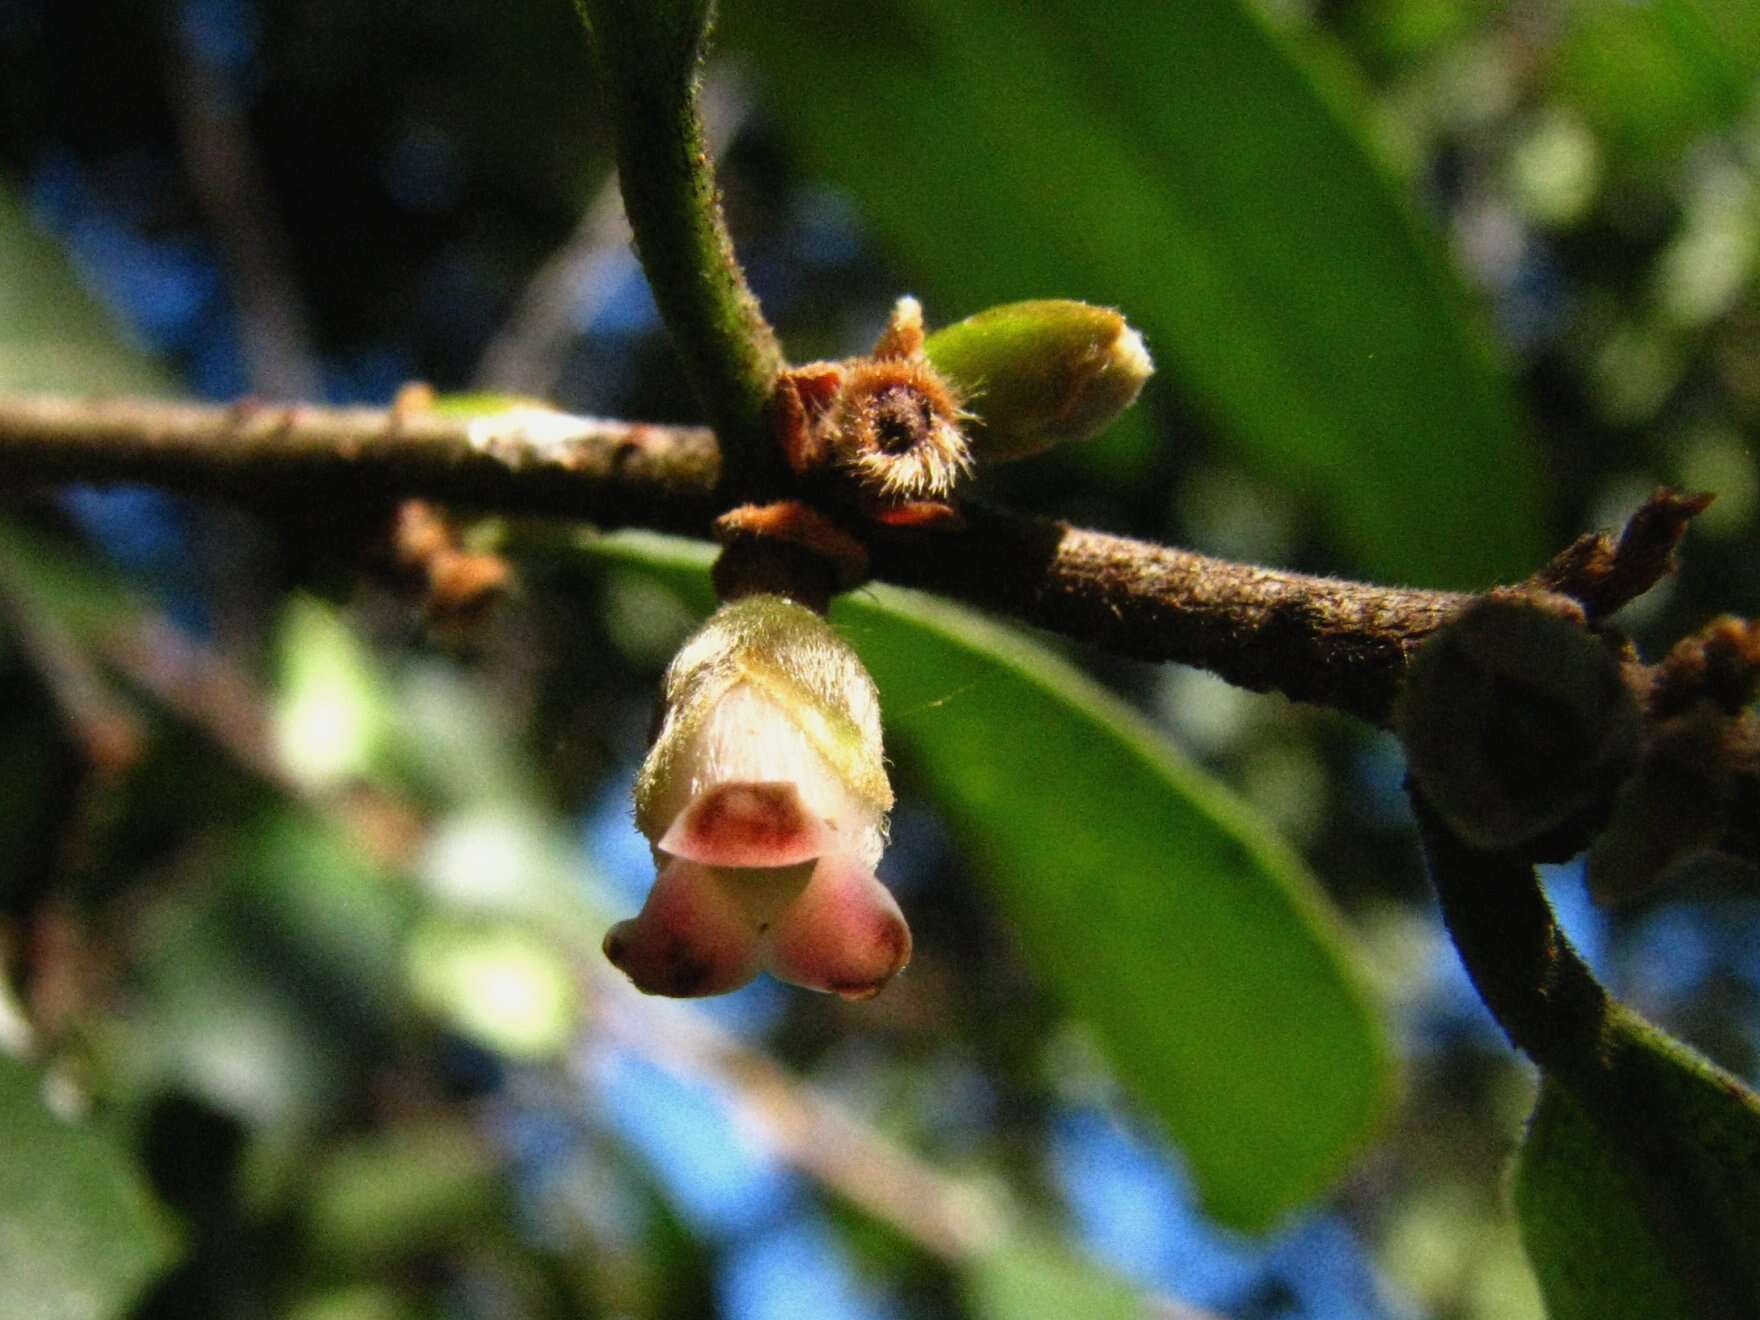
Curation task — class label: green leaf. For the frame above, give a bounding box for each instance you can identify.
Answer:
[274,595,396,791]
[1515,1011,1760,1318]
[964,1228,1146,1320]
[304,1121,504,1266]
[0,182,173,396]
[584,532,1392,1231]
[0,1055,178,1320]
[725,0,1542,588]
[1554,0,1760,166]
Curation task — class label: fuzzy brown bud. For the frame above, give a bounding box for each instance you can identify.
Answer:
[1588,706,1734,902]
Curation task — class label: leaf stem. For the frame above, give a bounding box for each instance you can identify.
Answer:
[1415,797,1760,1316]
[573,0,784,492]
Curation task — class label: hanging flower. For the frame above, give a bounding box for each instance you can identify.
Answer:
[603,595,910,999]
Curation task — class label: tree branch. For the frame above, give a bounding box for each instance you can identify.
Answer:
[1,393,1703,727]
[0,393,721,532]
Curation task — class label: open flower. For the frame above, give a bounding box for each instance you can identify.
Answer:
[603,595,910,999]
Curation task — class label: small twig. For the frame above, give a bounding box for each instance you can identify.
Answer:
[167,18,321,401]
[593,983,1226,1318]
[866,506,1468,725]
[0,393,721,531]
[0,561,143,773]
[594,983,1002,1261]
[1527,487,1713,620]
[1414,796,1760,1317]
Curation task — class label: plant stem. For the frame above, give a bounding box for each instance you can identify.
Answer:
[0,393,720,532]
[0,394,1708,725]
[1415,798,1760,1316]
[573,0,784,492]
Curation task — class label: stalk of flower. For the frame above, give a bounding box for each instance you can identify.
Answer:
[604,594,910,999]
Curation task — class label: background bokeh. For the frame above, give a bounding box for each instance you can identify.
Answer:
[3,1,1759,1318]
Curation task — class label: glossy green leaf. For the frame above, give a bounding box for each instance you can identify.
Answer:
[585,532,1392,1231]
[965,1228,1145,1320]
[0,1055,177,1320]
[724,0,1542,588]
[1515,1010,1760,1318]
[0,183,172,396]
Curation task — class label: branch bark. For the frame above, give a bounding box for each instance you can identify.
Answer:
[0,392,1702,727]
[0,393,722,532]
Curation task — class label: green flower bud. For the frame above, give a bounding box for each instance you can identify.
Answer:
[923,299,1153,462]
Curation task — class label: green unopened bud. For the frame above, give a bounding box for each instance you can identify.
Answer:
[924,300,1153,462]
[1395,594,1642,852]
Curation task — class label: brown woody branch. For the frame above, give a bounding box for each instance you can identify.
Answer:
[0,393,1699,726]
[0,393,723,532]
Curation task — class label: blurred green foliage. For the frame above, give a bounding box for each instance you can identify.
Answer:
[0,1054,175,1320]
[2,0,1760,1318]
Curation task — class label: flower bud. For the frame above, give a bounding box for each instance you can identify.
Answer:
[923,300,1153,462]
[1395,594,1642,852]
[605,595,910,999]
[1587,703,1752,902]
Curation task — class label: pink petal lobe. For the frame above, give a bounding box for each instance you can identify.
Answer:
[658,781,833,868]
[767,853,912,1000]
[602,860,762,998]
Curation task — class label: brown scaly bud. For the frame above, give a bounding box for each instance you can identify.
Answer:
[1648,615,1760,719]
[1588,705,1737,902]
[772,297,973,510]
[391,500,512,645]
[1588,617,1760,900]
[1395,593,1643,853]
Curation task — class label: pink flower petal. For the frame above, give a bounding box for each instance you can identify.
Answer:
[657,781,834,868]
[767,853,912,1000]
[602,859,763,997]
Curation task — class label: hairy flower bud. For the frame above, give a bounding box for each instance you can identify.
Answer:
[605,595,910,999]
[923,300,1153,462]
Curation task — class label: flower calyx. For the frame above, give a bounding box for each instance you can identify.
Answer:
[1395,592,1643,855]
[750,296,1152,603]
[604,594,911,1000]
[773,295,974,523]
[1589,615,1760,901]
